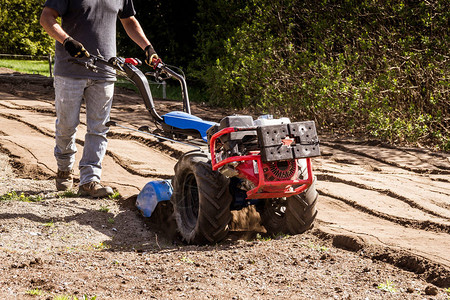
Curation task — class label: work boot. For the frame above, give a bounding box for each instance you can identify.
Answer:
[56,170,73,191]
[78,181,114,198]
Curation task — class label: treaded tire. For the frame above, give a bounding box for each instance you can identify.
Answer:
[260,178,318,235]
[171,150,232,244]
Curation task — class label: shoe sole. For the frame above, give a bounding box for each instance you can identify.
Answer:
[78,189,114,198]
[56,182,73,192]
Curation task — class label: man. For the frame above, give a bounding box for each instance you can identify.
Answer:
[40,0,158,197]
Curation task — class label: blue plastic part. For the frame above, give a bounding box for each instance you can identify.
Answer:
[136,180,173,217]
[163,111,217,142]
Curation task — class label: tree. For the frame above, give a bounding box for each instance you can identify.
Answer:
[0,0,54,55]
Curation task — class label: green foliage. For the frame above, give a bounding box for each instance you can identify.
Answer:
[0,190,42,202]
[0,0,54,55]
[26,288,43,296]
[99,206,110,213]
[307,242,329,252]
[377,279,397,293]
[255,232,290,241]
[108,191,121,200]
[57,190,78,199]
[195,0,449,150]
[43,220,55,227]
[180,256,195,264]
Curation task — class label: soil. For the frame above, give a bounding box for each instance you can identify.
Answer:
[0,70,449,299]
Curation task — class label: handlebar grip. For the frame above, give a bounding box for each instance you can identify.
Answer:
[124,58,142,66]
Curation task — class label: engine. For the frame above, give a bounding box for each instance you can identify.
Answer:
[207,115,320,198]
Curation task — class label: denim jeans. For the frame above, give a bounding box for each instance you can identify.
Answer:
[54,76,114,186]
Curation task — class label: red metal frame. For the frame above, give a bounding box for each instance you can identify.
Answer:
[209,127,314,199]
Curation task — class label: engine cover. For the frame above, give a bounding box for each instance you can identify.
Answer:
[257,121,320,162]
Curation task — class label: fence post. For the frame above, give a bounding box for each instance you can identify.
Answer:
[162,80,166,99]
[48,54,53,77]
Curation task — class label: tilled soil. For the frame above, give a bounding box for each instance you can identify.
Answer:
[0,72,449,299]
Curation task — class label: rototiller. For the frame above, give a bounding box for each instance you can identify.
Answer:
[71,54,320,244]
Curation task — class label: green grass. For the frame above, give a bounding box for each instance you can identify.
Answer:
[92,242,109,250]
[0,59,51,77]
[57,190,78,199]
[26,288,43,296]
[43,220,55,228]
[307,242,330,252]
[255,232,290,241]
[377,280,397,293]
[108,191,121,200]
[0,191,42,202]
[180,256,194,264]
[99,205,110,213]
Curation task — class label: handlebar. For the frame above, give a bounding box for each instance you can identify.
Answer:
[68,54,192,122]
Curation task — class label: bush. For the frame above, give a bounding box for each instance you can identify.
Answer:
[0,0,54,55]
[196,0,449,150]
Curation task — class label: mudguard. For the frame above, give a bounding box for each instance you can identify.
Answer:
[136,180,173,217]
[163,111,217,142]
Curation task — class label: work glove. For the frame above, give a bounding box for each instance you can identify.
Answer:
[63,37,90,58]
[145,44,161,68]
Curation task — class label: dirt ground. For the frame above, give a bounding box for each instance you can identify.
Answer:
[0,70,449,299]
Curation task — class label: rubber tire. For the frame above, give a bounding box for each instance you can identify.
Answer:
[260,178,318,235]
[171,150,232,244]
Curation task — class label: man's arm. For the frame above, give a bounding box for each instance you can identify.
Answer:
[120,16,151,50]
[121,16,158,65]
[40,7,89,58]
[40,7,69,44]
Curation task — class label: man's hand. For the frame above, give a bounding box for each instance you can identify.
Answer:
[145,45,161,68]
[63,37,90,58]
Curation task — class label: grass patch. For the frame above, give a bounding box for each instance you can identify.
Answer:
[377,280,397,293]
[255,232,290,241]
[92,242,109,251]
[43,220,55,228]
[57,190,78,198]
[99,205,110,213]
[180,256,194,264]
[307,242,329,252]
[0,59,51,77]
[108,191,121,200]
[26,288,43,296]
[0,191,42,202]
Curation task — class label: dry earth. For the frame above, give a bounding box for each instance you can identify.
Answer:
[0,70,449,299]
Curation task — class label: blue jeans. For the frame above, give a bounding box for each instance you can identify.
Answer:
[54,76,114,186]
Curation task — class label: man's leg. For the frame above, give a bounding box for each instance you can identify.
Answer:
[54,76,86,191]
[78,79,114,197]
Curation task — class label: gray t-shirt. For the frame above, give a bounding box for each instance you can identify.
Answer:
[44,0,136,80]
